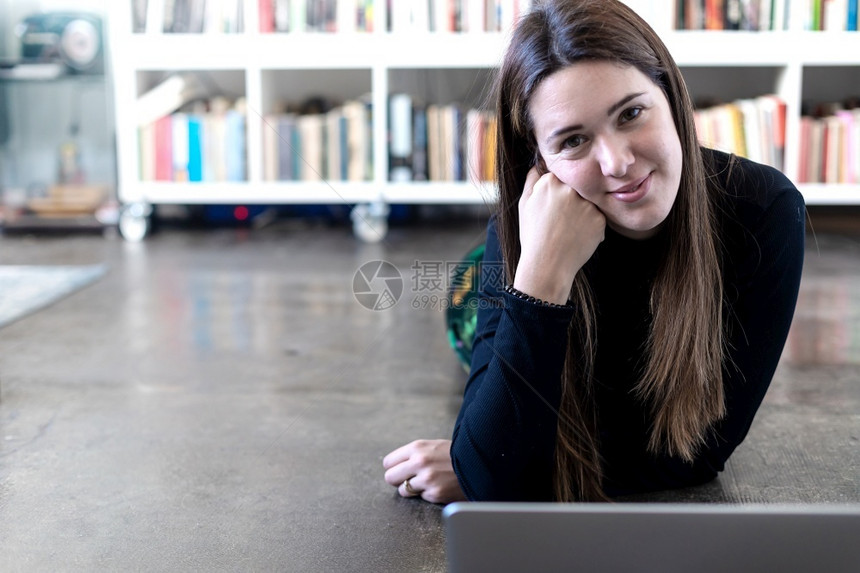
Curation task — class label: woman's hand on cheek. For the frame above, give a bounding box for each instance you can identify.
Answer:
[514,167,606,305]
[383,439,467,504]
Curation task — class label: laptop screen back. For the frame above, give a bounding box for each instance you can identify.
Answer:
[443,502,860,573]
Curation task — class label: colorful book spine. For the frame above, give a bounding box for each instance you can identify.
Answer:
[154,115,174,181]
[187,114,203,182]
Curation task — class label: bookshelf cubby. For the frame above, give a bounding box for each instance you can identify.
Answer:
[109,1,860,240]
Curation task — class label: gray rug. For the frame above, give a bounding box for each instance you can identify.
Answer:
[0,265,107,329]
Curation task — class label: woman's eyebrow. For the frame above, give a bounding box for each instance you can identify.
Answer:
[607,92,646,116]
[544,91,647,146]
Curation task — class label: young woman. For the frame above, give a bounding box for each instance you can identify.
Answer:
[383,0,805,503]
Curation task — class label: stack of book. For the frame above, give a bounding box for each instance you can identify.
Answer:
[135,0,245,33]
[258,0,374,32]
[261,100,373,181]
[676,0,859,31]
[138,97,248,182]
[798,106,860,183]
[694,94,786,170]
[387,0,533,32]
[388,93,496,183]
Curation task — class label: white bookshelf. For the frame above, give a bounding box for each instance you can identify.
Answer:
[107,1,860,239]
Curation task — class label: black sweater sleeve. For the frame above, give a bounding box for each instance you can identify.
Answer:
[450,218,574,501]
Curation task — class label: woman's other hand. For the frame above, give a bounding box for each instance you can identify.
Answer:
[383,439,467,504]
[514,167,606,304]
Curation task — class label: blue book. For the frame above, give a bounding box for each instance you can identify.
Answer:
[413,106,428,181]
[849,0,858,31]
[339,114,349,180]
[277,115,295,181]
[187,115,203,182]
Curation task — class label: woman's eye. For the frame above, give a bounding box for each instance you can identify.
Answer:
[620,106,643,123]
[563,134,586,149]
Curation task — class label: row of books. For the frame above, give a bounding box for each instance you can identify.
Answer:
[258,0,375,32]
[388,0,533,33]
[694,95,787,171]
[676,0,859,31]
[389,94,496,182]
[134,0,246,33]
[139,98,247,182]
[261,100,373,181]
[799,107,860,183]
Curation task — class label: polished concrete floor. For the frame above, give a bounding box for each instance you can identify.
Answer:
[0,216,858,571]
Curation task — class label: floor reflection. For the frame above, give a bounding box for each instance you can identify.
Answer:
[784,275,860,365]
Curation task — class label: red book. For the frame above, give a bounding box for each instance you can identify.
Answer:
[154,115,174,182]
[259,0,275,33]
[705,0,725,30]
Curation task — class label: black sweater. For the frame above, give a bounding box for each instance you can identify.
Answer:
[451,149,806,500]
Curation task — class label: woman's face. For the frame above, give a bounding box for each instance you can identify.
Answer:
[529,61,683,240]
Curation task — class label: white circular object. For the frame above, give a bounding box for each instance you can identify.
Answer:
[60,19,100,70]
[119,211,149,242]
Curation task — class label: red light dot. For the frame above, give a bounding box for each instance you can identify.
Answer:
[234,206,249,221]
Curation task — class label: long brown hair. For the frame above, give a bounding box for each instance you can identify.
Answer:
[494,0,726,501]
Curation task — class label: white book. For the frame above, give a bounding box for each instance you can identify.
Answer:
[772,0,787,30]
[738,99,762,163]
[209,98,230,181]
[808,119,824,183]
[390,0,412,32]
[136,74,205,128]
[275,0,291,31]
[337,0,357,32]
[756,97,775,167]
[795,0,814,30]
[146,0,166,33]
[466,109,482,185]
[434,0,451,32]
[342,100,369,181]
[500,0,516,32]
[412,0,431,32]
[824,0,848,30]
[389,93,413,182]
[223,0,241,33]
[758,0,773,30]
[298,114,324,182]
[824,116,842,183]
[466,0,485,32]
[262,114,278,181]
[204,0,222,33]
[441,105,455,180]
[291,0,307,32]
[326,108,343,181]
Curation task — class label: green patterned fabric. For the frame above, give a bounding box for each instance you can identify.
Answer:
[446,244,484,373]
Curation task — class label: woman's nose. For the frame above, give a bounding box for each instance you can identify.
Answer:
[596,134,634,178]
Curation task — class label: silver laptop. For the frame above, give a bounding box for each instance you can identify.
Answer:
[443,502,860,573]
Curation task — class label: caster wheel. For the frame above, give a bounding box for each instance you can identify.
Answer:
[118,203,152,242]
[351,202,389,243]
